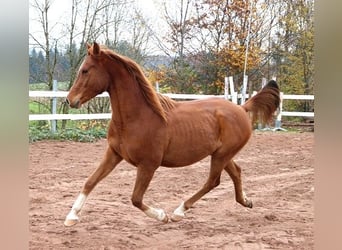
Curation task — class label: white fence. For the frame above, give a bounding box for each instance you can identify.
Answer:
[29,90,314,131]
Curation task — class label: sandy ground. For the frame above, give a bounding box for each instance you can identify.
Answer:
[29,131,314,249]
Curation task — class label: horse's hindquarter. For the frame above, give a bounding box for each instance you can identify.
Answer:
[161,99,252,167]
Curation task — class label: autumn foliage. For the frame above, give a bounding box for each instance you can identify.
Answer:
[149,0,314,111]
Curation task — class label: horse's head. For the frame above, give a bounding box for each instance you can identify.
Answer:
[66,42,111,108]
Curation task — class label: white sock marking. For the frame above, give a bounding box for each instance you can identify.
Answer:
[66,193,87,221]
[144,206,167,221]
[173,201,186,217]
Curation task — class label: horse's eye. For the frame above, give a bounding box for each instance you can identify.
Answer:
[82,69,88,74]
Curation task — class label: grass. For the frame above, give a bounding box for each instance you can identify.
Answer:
[29,125,107,143]
[29,82,70,91]
[29,82,108,142]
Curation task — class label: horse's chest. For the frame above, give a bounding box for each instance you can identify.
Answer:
[110,139,154,166]
[107,130,131,162]
[112,142,136,165]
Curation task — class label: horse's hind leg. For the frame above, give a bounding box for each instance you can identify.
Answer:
[171,156,225,222]
[64,146,122,227]
[224,160,253,208]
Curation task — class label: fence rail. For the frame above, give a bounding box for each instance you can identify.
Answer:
[29,91,314,130]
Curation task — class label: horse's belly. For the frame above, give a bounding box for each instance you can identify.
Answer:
[161,152,210,167]
[161,135,220,167]
[161,107,222,167]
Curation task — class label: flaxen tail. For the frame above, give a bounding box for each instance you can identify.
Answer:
[242,80,280,125]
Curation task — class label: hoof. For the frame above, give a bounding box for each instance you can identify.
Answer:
[64,210,80,227]
[171,202,186,222]
[161,214,169,223]
[242,192,253,208]
[170,213,184,222]
[246,199,253,208]
[157,208,169,223]
[64,219,79,227]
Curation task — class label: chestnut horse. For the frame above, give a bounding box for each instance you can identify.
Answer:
[64,42,280,226]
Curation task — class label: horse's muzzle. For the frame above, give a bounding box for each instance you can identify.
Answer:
[65,98,80,109]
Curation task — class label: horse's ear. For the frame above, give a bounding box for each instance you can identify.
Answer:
[86,43,91,50]
[93,42,100,55]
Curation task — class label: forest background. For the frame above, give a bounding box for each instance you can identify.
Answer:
[29,0,314,139]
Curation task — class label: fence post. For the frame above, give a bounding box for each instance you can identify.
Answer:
[273,92,286,131]
[228,76,237,104]
[261,77,267,88]
[155,81,160,93]
[51,79,57,133]
[257,78,267,130]
[224,77,229,100]
[241,75,248,105]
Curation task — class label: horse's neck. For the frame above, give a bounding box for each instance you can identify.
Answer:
[107,76,155,124]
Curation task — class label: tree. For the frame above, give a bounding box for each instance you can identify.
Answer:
[270,0,314,112]
[163,0,195,59]
[103,5,153,65]
[29,0,314,117]
[29,0,59,91]
[29,48,46,83]
[60,0,122,129]
[194,0,264,93]
[159,0,267,94]
[159,0,202,93]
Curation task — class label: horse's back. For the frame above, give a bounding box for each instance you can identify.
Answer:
[161,98,252,167]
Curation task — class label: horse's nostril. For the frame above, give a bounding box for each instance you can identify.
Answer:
[66,98,81,108]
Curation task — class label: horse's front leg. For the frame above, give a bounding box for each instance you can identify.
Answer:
[131,165,169,223]
[64,146,122,227]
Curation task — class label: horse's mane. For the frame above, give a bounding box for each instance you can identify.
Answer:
[101,47,176,122]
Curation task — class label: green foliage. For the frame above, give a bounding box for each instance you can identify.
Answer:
[29,124,107,143]
[29,47,71,84]
[29,0,314,136]
[29,101,49,114]
[160,60,201,94]
[29,81,109,142]
[29,82,70,91]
